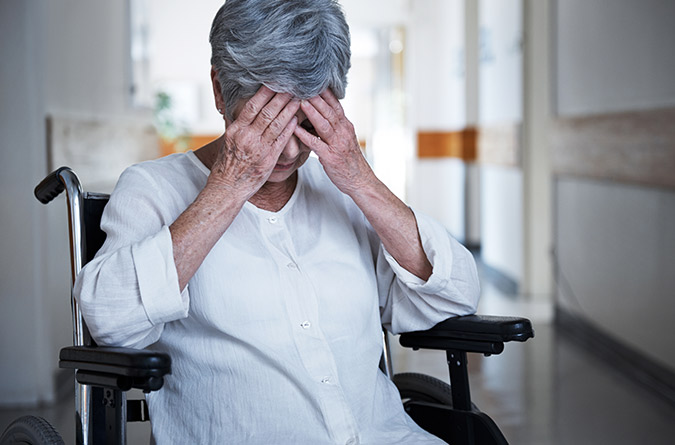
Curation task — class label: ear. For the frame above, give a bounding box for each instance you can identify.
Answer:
[211,67,226,116]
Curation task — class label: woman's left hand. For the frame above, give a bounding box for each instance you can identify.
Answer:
[294,89,376,196]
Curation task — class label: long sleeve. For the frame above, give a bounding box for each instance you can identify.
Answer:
[73,163,191,349]
[376,208,480,334]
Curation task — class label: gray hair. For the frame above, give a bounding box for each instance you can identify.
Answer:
[209,0,351,120]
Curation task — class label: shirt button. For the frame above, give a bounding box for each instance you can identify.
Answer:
[267,216,278,224]
[345,439,358,445]
[300,321,311,329]
[287,262,297,269]
[320,376,331,384]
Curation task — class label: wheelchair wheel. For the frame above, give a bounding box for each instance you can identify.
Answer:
[0,416,64,445]
[393,372,455,406]
[394,372,478,410]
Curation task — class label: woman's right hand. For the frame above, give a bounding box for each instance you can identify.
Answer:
[208,86,300,201]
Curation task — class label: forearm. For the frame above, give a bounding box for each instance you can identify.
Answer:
[170,183,247,290]
[349,178,433,281]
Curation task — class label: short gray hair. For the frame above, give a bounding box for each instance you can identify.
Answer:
[210,0,351,120]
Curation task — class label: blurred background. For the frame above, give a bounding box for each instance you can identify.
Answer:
[1,0,674,443]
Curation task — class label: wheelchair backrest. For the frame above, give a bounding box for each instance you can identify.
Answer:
[81,193,109,265]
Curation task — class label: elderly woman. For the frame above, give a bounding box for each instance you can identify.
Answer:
[75,0,480,443]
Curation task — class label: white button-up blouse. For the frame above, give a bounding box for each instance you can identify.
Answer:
[74,152,480,444]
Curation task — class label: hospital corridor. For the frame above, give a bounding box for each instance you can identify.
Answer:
[2,0,674,444]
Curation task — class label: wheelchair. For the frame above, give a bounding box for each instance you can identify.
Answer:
[1,167,533,445]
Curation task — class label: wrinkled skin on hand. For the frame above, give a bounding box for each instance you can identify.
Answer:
[208,86,301,201]
[294,89,377,196]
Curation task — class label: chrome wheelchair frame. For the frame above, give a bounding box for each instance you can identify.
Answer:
[1,167,533,445]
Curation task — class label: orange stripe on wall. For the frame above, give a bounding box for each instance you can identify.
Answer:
[159,134,220,157]
[417,128,478,161]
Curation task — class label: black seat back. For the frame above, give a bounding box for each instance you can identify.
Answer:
[82,192,109,265]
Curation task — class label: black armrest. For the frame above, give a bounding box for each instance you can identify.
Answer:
[60,346,171,392]
[399,315,534,355]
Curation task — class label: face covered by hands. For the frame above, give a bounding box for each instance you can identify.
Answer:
[210,84,372,201]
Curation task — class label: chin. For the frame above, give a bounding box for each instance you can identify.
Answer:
[267,167,298,183]
[268,156,309,183]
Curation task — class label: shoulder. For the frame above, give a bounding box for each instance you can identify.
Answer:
[108,152,206,221]
[117,152,201,189]
[113,152,205,199]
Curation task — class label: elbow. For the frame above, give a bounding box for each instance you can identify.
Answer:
[75,277,158,350]
[453,255,481,316]
[79,304,131,348]
[443,236,481,316]
[81,300,160,349]
[465,281,481,315]
[84,310,159,349]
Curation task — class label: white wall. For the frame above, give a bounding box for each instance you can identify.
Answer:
[44,0,157,192]
[407,0,465,130]
[45,1,129,116]
[556,179,675,371]
[341,0,410,28]
[145,0,224,135]
[477,0,524,283]
[556,0,675,116]
[554,0,675,372]
[481,165,523,282]
[409,159,467,240]
[406,0,468,238]
[479,0,522,124]
[0,0,53,406]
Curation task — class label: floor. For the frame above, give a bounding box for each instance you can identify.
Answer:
[3,279,675,444]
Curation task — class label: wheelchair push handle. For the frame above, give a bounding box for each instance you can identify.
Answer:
[34,166,74,204]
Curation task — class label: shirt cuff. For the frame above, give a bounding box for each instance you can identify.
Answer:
[381,209,451,295]
[133,225,189,326]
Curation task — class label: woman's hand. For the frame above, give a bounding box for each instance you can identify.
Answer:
[209,86,300,200]
[294,89,376,196]
[295,89,432,281]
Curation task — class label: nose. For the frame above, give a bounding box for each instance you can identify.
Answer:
[279,108,310,161]
[280,134,303,161]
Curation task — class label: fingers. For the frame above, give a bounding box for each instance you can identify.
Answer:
[274,116,299,151]
[250,92,295,135]
[235,86,276,126]
[300,99,335,142]
[299,88,350,145]
[261,98,300,143]
[311,89,345,123]
[319,88,343,111]
[234,86,301,144]
[294,124,328,153]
